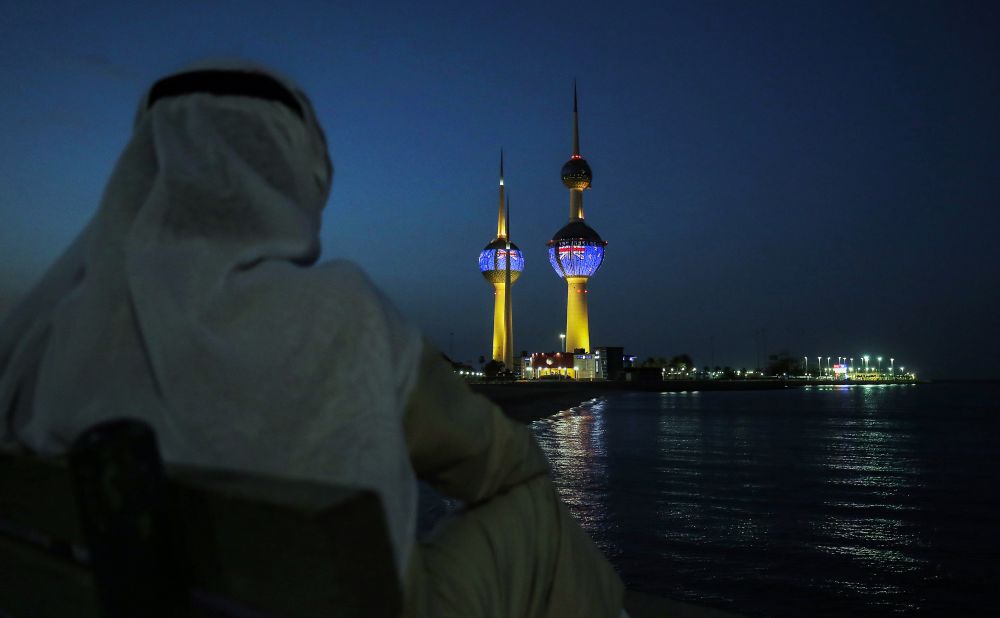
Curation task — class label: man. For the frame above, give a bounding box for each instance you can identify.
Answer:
[0,63,624,617]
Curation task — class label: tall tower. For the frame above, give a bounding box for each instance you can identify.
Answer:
[479,151,524,368]
[548,83,606,354]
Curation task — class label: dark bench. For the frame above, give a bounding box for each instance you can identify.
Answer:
[0,419,400,617]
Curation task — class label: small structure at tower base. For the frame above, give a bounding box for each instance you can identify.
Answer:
[522,347,631,381]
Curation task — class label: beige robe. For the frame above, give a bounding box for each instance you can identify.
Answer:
[403,345,624,617]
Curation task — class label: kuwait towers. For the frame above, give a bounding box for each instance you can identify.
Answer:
[478,152,524,368]
[548,84,607,354]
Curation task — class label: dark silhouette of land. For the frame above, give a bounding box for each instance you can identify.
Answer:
[473,379,788,423]
[475,378,925,423]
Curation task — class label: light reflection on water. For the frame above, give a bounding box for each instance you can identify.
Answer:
[531,398,612,547]
[529,383,1000,618]
[815,407,928,584]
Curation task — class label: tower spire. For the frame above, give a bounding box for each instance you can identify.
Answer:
[563,81,590,220]
[572,80,580,156]
[497,149,507,238]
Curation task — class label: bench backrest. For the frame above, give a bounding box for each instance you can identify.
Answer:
[0,420,402,618]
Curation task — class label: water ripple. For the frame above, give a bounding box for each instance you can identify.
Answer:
[529,383,1000,617]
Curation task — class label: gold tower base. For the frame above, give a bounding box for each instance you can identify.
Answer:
[491,284,512,366]
[564,276,590,353]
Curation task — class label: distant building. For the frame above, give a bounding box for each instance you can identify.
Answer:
[572,353,599,380]
[594,346,625,380]
[523,347,631,381]
[523,352,574,379]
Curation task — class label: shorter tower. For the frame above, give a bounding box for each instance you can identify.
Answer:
[479,152,523,367]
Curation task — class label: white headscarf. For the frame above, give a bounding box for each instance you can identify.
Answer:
[0,63,423,573]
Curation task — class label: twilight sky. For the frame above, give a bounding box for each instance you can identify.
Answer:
[1,1,998,378]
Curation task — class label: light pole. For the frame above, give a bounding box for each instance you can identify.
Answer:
[850,357,854,374]
[816,357,821,377]
[827,357,831,375]
[804,356,808,376]
[863,355,870,371]
[890,357,894,377]
[559,333,565,353]
[877,356,883,375]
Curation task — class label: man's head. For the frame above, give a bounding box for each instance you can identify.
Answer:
[96,63,334,266]
[140,63,332,214]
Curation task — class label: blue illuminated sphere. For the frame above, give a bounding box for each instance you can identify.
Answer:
[548,220,606,279]
[479,237,524,284]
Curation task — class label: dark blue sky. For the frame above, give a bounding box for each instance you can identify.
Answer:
[2,1,998,378]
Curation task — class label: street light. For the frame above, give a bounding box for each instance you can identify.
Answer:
[816,357,821,377]
[877,356,883,375]
[863,355,870,371]
[559,333,566,353]
[803,356,808,376]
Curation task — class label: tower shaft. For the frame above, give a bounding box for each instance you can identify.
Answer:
[570,188,584,220]
[504,205,513,369]
[503,277,513,368]
[565,276,590,353]
[491,283,513,364]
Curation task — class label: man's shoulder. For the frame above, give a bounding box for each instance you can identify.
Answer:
[238,258,378,298]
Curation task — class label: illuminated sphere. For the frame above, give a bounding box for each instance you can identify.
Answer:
[479,237,524,284]
[561,156,592,190]
[547,220,606,279]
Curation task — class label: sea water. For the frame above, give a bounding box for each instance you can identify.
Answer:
[530,383,1000,617]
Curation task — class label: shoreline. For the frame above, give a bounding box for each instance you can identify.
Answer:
[473,379,924,424]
